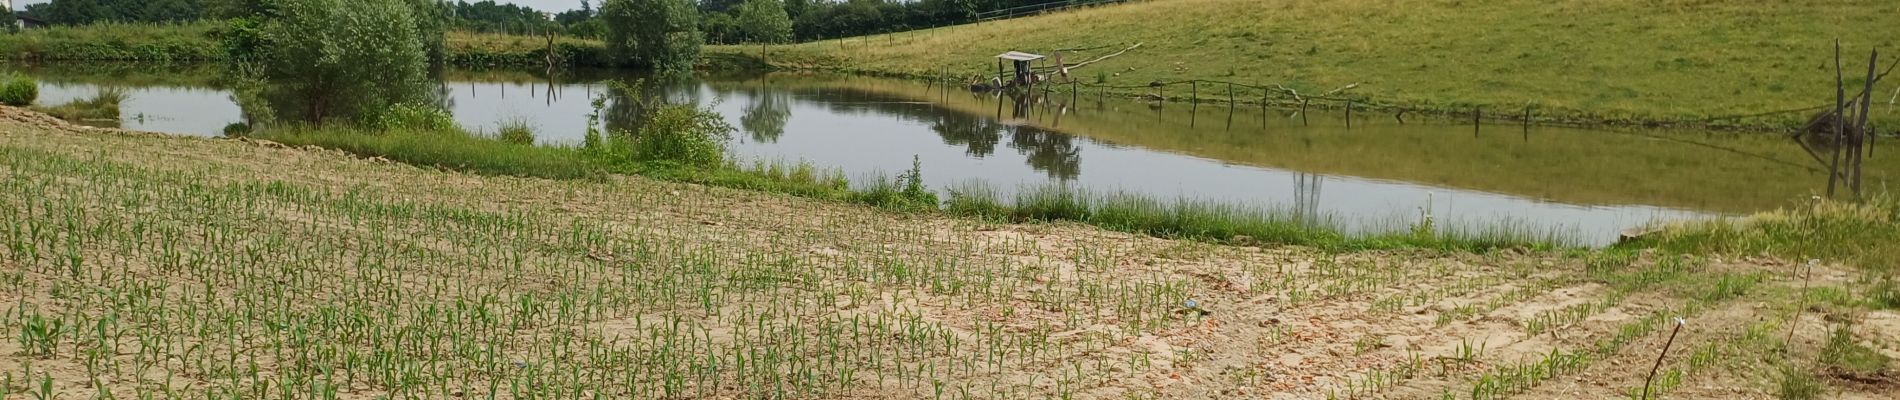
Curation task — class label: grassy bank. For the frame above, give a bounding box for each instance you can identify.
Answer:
[727,0,1900,130]
[0,22,223,62]
[2,115,1892,399]
[1632,195,1900,276]
[0,23,613,68]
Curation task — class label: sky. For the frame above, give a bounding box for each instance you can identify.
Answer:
[12,0,590,13]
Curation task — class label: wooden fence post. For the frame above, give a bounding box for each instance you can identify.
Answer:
[1191,81,1198,104]
[1474,108,1482,137]
[1828,40,1844,198]
[1300,99,1309,126]
[1523,104,1532,133]
[1345,100,1353,129]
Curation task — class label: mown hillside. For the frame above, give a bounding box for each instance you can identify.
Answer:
[744,0,1900,128]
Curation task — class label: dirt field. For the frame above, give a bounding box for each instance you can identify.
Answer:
[0,107,1893,399]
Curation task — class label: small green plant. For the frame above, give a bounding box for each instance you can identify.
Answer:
[1775,365,1823,400]
[1868,276,1900,309]
[1818,325,1889,376]
[849,156,939,211]
[495,119,537,145]
[0,74,38,106]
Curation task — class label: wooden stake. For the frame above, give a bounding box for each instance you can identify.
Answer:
[1641,318,1686,400]
[1523,104,1532,133]
[1474,108,1482,137]
[1191,81,1198,104]
[1828,40,1844,198]
[1300,99,1309,126]
[1345,100,1353,129]
[1787,260,1815,348]
[1854,49,1878,195]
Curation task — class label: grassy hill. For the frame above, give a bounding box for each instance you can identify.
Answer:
[735,0,1900,129]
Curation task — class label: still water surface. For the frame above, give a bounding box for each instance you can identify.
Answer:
[22,67,1891,245]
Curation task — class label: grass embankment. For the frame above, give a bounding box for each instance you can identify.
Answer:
[0,23,611,67]
[2,113,1893,399]
[731,0,1900,130]
[0,23,223,62]
[1634,195,1900,276]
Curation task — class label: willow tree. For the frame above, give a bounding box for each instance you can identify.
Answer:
[601,0,702,73]
[224,0,442,125]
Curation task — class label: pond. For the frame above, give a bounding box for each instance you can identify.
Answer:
[14,65,1893,245]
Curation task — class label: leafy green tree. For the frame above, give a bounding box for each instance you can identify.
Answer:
[247,0,435,124]
[699,11,738,45]
[735,0,790,44]
[601,0,701,73]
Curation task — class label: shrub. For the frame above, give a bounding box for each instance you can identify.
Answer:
[0,75,38,106]
[496,119,537,145]
[222,122,253,137]
[630,103,731,167]
[366,103,458,133]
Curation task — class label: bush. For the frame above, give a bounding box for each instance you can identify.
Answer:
[851,156,939,211]
[496,119,537,145]
[630,103,731,167]
[366,103,458,133]
[0,75,38,106]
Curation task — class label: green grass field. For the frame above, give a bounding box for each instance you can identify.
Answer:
[732,0,1900,129]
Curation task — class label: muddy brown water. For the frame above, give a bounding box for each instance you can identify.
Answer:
[17,66,1895,245]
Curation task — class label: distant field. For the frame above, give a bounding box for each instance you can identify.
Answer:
[732,0,1900,129]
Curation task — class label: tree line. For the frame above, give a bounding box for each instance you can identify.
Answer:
[20,0,1087,43]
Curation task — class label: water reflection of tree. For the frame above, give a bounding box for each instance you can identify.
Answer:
[1007,127,1081,181]
[930,117,1002,157]
[740,88,791,143]
[798,88,1082,180]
